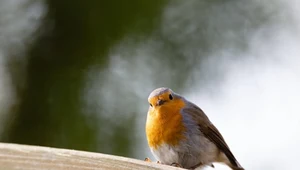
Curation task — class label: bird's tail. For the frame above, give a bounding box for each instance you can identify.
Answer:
[228,160,244,170]
[231,166,244,170]
[218,152,244,170]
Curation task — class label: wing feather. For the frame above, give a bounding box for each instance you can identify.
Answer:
[183,102,241,168]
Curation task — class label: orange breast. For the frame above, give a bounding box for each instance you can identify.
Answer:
[146,99,186,149]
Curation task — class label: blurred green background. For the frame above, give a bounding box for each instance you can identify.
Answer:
[0,0,288,163]
[0,0,170,157]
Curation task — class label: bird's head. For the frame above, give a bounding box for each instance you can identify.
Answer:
[147,87,186,117]
[148,87,177,108]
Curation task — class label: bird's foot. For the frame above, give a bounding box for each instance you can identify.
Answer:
[171,162,183,168]
[144,157,151,162]
[144,158,161,164]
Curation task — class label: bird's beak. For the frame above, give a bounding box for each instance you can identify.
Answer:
[156,99,165,106]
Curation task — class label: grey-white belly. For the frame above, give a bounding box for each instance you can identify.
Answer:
[151,133,218,168]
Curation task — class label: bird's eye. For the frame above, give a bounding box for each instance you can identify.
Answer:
[169,94,173,100]
[149,103,153,107]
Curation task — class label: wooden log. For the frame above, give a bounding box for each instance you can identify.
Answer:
[0,143,182,170]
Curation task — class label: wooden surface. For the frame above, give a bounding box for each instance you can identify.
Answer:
[0,143,183,170]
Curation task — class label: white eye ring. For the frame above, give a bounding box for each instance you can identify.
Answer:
[149,103,153,107]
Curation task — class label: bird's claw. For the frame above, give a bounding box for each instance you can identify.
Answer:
[144,157,151,162]
[145,158,161,164]
[171,162,183,168]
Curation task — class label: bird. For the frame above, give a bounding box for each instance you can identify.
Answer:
[145,87,244,170]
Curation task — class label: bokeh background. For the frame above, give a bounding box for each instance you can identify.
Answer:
[1,0,300,170]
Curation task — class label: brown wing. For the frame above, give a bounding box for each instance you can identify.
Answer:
[183,102,241,168]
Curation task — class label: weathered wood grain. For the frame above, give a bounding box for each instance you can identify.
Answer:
[0,143,183,170]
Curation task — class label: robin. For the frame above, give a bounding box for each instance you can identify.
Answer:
[145,87,244,170]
